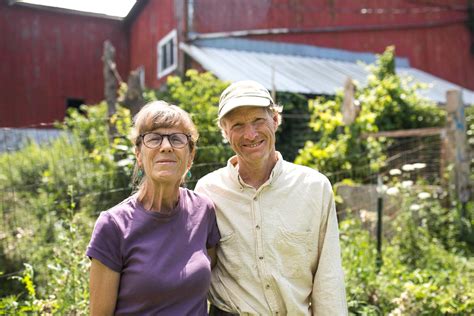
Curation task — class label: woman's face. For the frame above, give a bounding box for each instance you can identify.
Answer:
[136,126,194,186]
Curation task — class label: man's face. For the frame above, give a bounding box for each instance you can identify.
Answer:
[222,106,278,164]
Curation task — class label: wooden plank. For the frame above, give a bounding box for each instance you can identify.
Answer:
[362,127,444,139]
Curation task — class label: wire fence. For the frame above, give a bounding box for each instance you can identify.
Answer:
[0,115,462,284]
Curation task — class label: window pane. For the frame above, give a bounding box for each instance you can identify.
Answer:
[169,39,174,66]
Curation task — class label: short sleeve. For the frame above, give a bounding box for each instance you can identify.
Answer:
[206,204,220,248]
[86,211,123,272]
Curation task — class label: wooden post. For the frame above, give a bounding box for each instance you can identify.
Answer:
[103,40,119,138]
[446,90,470,204]
[342,77,358,125]
[123,68,145,117]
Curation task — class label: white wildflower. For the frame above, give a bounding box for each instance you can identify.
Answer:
[401,164,415,172]
[418,192,431,200]
[389,168,402,176]
[401,180,413,188]
[386,187,400,196]
[412,163,427,169]
[410,204,421,211]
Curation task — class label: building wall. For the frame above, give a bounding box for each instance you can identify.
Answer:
[192,0,474,90]
[0,2,129,127]
[128,0,181,89]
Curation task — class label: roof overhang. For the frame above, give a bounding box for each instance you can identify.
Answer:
[181,38,474,105]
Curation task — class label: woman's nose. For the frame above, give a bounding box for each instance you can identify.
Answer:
[159,136,173,152]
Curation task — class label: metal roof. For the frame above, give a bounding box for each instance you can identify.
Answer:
[180,39,474,105]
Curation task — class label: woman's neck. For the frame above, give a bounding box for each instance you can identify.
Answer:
[138,180,180,213]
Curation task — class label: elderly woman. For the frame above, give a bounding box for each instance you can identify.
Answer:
[86,101,220,315]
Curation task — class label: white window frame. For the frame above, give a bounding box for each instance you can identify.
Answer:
[157,29,178,79]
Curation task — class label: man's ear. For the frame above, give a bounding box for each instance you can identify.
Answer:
[272,113,279,129]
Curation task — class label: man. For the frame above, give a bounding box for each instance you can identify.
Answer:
[195,80,347,315]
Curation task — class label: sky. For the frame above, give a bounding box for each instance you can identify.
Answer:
[21,0,137,17]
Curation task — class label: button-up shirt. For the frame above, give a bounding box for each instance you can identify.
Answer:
[195,153,347,315]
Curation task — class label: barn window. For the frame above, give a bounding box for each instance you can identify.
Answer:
[157,29,178,79]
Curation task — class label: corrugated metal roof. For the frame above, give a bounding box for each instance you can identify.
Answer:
[180,39,474,105]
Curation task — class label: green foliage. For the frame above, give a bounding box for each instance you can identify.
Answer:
[0,65,471,314]
[157,70,233,185]
[0,102,131,308]
[341,209,474,315]
[340,165,474,315]
[296,46,445,183]
[467,105,474,181]
[274,92,316,162]
[0,204,91,315]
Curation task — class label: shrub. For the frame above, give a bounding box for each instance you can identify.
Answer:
[296,46,445,183]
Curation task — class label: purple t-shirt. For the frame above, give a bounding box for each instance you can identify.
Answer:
[86,187,220,315]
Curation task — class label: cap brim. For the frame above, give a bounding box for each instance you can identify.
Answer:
[218,96,271,119]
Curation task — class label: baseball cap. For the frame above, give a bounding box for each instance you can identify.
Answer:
[218,80,275,120]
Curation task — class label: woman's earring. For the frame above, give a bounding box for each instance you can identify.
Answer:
[138,169,144,177]
[186,170,192,179]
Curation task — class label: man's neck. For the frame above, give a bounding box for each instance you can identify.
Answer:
[236,152,278,189]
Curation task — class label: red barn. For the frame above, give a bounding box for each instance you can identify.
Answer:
[1,0,474,128]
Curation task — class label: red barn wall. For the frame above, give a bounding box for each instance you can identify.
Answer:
[192,0,474,90]
[0,2,129,127]
[128,0,180,89]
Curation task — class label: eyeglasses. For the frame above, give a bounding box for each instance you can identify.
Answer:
[139,132,191,149]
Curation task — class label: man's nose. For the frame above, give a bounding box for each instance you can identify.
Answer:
[243,124,258,139]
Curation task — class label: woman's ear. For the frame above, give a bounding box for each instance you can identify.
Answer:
[135,146,142,168]
[187,148,195,170]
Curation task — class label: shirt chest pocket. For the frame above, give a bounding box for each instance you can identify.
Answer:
[275,228,315,278]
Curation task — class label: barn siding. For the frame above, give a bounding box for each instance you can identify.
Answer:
[128,0,179,89]
[191,0,474,90]
[0,2,129,127]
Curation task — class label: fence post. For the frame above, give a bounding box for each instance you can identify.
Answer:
[376,175,384,272]
[342,77,358,125]
[103,40,121,139]
[446,90,470,219]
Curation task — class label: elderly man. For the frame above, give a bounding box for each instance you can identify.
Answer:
[195,80,347,315]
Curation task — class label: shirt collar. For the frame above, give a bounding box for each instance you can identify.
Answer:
[226,152,284,189]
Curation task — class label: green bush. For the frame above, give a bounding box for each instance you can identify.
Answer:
[0,103,132,302]
[0,197,91,315]
[296,46,445,183]
[340,165,474,315]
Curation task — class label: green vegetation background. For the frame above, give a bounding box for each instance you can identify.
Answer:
[0,48,473,315]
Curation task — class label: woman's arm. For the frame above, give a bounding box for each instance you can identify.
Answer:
[90,258,120,316]
[207,247,217,268]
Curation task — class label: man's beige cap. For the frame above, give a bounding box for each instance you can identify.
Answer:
[218,80,275,119]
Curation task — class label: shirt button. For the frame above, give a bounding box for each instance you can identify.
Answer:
[253,196,257,201]
[265,284,270,289]
[259,256,264,260]
[256,225,260,229]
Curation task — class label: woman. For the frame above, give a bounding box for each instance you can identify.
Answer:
[87,101,220,315]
